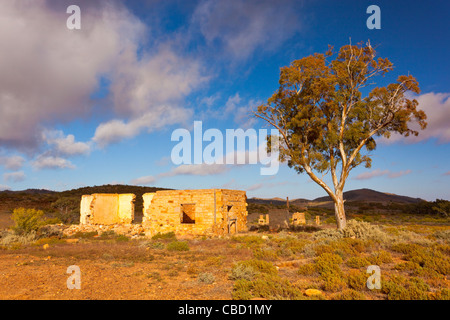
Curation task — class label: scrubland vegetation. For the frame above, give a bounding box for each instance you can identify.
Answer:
[0,199,448,300]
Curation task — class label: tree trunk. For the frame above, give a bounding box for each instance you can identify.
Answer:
[334,190,347,230]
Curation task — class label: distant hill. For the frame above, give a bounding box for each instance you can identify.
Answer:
[0,188,57,195]
[313,188,423,204]
[0,185,172,222]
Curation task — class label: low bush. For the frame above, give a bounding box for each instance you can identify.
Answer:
[167,241,189,251]
[11,208,45,235]
[232,273,304,300]
[345,270,367,291]
[198,272,215,284]
[229,263,257,281]
[297,263,317,276]
[235,259,278,275]
[332,289,366,300]
[382,275,430,300]
[0,230,37,248]
[253,247,278,261]
[151,232,176,240]
[369,250,393,265]
[313,220,390,245]
[346,256,370,269]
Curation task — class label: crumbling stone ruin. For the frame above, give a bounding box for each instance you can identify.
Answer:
[142,189,248,237]
[73,189,248,238]
[80,193,135,225]
[291,212,306,225]
[258,214,269,226]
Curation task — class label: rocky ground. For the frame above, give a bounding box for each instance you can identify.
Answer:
[0,220,449,300]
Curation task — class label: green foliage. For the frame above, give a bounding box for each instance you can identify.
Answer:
[407,199,450,216]
[253,247,278,261]
[151,232,176,240]
[167,240,189,251]
[391,243,450,276]
[229,263,257,281]
[382,275,430,300]
[235,259,278,275]
[346,256,370,269]
[333,289,366,300]
[369,250,393,265]
[0,230,37,248]
[247,203,269,214]
[315,253,346,292]
[345,270,367,290]
[231,235,265,246]
[198,272,215,284]
[232,274,304,300]
[11,208,45,235]
[50,196,79,224]
[297,263,317,276]
[254,42,426,229]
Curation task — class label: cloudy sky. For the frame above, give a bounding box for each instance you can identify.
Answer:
[0,0,449,200]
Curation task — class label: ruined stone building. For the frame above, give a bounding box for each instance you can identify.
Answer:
[79,189,248,237]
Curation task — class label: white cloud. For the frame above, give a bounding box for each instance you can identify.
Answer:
[130,163,229,185]
[354,169,412,180]
[32,155,75,170]
[192,0,303,60]
[379,92,450,144]
[0,1,146,150]
[0,184,10,191]
[43,130,91,156]
[3,171,26,183]
[161,164,229,177]
[130,175,157,186]
[0,1,205,152]
[93,104,194,148]
[0,155,25,171]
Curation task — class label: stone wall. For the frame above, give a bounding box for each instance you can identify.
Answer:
[142,189,248,237]
[80,193,135,225]
[79,189,247,237]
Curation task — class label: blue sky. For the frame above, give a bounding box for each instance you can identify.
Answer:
[0,0,449,201]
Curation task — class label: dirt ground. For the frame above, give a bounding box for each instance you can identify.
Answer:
[0,238,253,300]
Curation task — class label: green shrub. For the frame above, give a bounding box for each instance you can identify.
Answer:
[430,288,450,300]
[0,230,37,247]
[333,289,366,300]
[382,275,430,300]
[235,259,277,275]
[313,228,343,241]
[315,253,343,276]
[198,272,215,284]
[253,247,278,261]
[369,250,393,265]
[297,263,316,276]
[232,273,304,300]
[315,253,346,292]
[341,220,388,242]
[152,232,176,240]
[73,231,98,239]
[346,270,367,290]
[148,241,165,249]
[167,241,189,251]
[231,235,265,246]
[229,263,256,281]
[321,274,347,292]
[346,256,370,269]
[432,230,450,242]
[313,220,390,244]
[11,208,45,235]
